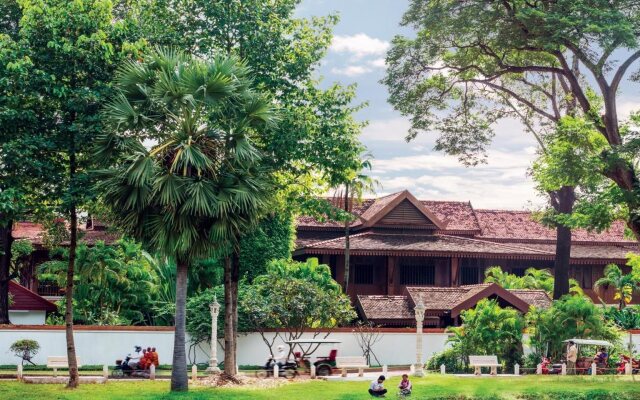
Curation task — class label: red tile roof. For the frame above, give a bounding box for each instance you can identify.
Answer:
[9,281,57,312]
[423,200,480,232]
[357,284,551,322]
[12,222,120,246]
[475,210,633,243]
[300,232,554,258]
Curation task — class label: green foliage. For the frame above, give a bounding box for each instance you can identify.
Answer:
[425,347,469,374]
[448,299,525,371]
[238,213,295,282]
[604,306,640,330]
[484,266,584,296]
[39,239,158,325]
[594,263,640,310]
[526,295,621,360]
[138,0,367,218]
[9,339,39,365]
[245,258,355,356]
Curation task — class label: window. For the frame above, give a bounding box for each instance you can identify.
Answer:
[353,264,374,285]
[461,267,480,285]
[400,260,435,285]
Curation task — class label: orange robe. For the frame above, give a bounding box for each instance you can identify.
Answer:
[152,352,159,367]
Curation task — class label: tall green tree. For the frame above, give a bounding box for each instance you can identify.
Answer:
[384,0,640,241]
[96,47,274,390]
[331,155,377,294]
[2,0,142,386]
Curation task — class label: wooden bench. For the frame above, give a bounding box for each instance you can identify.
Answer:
[46,356,82,377]
[469,355,500,376]
[336,356,368,377]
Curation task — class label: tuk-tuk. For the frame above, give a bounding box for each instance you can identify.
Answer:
[285,339,342,376]
[563,339,614,374]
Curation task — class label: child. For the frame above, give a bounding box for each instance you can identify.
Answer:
[398,374,412,396]
[369,375,387,397]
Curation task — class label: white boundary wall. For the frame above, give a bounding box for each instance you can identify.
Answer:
[1,327,639,367]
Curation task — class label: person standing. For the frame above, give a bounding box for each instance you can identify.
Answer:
[567,341,578,375]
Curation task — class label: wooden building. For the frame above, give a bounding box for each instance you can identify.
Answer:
[294,190,639,325]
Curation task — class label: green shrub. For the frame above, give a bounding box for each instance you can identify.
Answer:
[425,347,470,373]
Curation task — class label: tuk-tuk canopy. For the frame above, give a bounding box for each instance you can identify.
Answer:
[563,339,613,347]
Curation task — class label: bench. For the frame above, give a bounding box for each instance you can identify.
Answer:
[336,356,368,377]
[46,356,82,377]
[469,355,500,376]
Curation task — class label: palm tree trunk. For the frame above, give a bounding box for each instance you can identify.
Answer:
[551,186,575,300]
[223,256,236,375]
[231,254,240,372]
[65,208,80,388]
[0,218,13,324]
[171,259,189,391]
[343,184,350,294]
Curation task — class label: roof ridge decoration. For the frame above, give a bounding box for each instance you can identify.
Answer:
[360,190,446,230]
[435,234,556,255]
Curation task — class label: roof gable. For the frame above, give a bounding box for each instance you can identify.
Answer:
[9,281,57,312]
[361,191,445,230]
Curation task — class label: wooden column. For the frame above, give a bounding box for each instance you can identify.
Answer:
[387,256,398,295]
[451,257,460,287]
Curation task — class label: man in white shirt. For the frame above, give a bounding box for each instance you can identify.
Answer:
[274,345,288,366]
[567,341,578,375]
[368,375,387,397]
[128,345,143,369]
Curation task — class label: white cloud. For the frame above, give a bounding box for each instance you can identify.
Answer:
[330,65,372,77]
[361,118,412,141]
[368,146,541,209]
[369,58,386,68]
[330,34,390,59]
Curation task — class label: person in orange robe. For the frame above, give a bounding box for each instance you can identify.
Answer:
[139,349,149,370]
[151,347,159,367]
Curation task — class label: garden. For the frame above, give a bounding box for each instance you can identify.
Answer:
[3,0,640,398]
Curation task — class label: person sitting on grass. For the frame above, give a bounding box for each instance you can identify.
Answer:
[369,375,387,397]
[398,374,412,396]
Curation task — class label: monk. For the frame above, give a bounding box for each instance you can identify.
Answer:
[139,349,150,370]
[151,347,159,367]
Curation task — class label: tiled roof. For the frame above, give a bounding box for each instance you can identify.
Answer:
[359,192,405,222]
[9,281,57,312]
[12,222,120,246]
[509,243,639,260]
[508,289,553,309]
[357,295,413,320]
[423,200,480,232]
[475,210,633,243]
[358,284,551,322]
[300,232,553,257]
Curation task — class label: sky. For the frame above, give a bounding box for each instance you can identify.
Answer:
[295,0,639,210]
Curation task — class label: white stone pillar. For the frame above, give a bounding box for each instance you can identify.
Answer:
[310,364,316,379]
[103,364,109,380]
[414,300,426,377]
[150,364,156,380]
[536,364,542,375]
[626,361,632,375]
[192,364,198,382]
[440,364,446,374]
[514,363,519,376]
[17,364,22,381]
[207,296,221,374]
[591,362,597,376]
[561,363,566,375]
[382,365,388,375]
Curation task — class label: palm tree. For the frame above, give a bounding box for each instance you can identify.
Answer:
[332,155,376,294]
[595,264,639,310]
[96,48,273,391]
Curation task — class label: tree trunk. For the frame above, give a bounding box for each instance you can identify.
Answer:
[223,256,236,375]
[170,259,189,391]
[65,208,80,388]
[0,218,13,324]
[231,254,240,372]
[551,186,576,300]
[343,184,350,294]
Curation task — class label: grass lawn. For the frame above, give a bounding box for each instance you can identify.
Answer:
[1,375,639,399]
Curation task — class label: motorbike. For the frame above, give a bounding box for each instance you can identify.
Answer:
[256,358,299,379]
[617,355,640,374]
[113,355,133,377]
